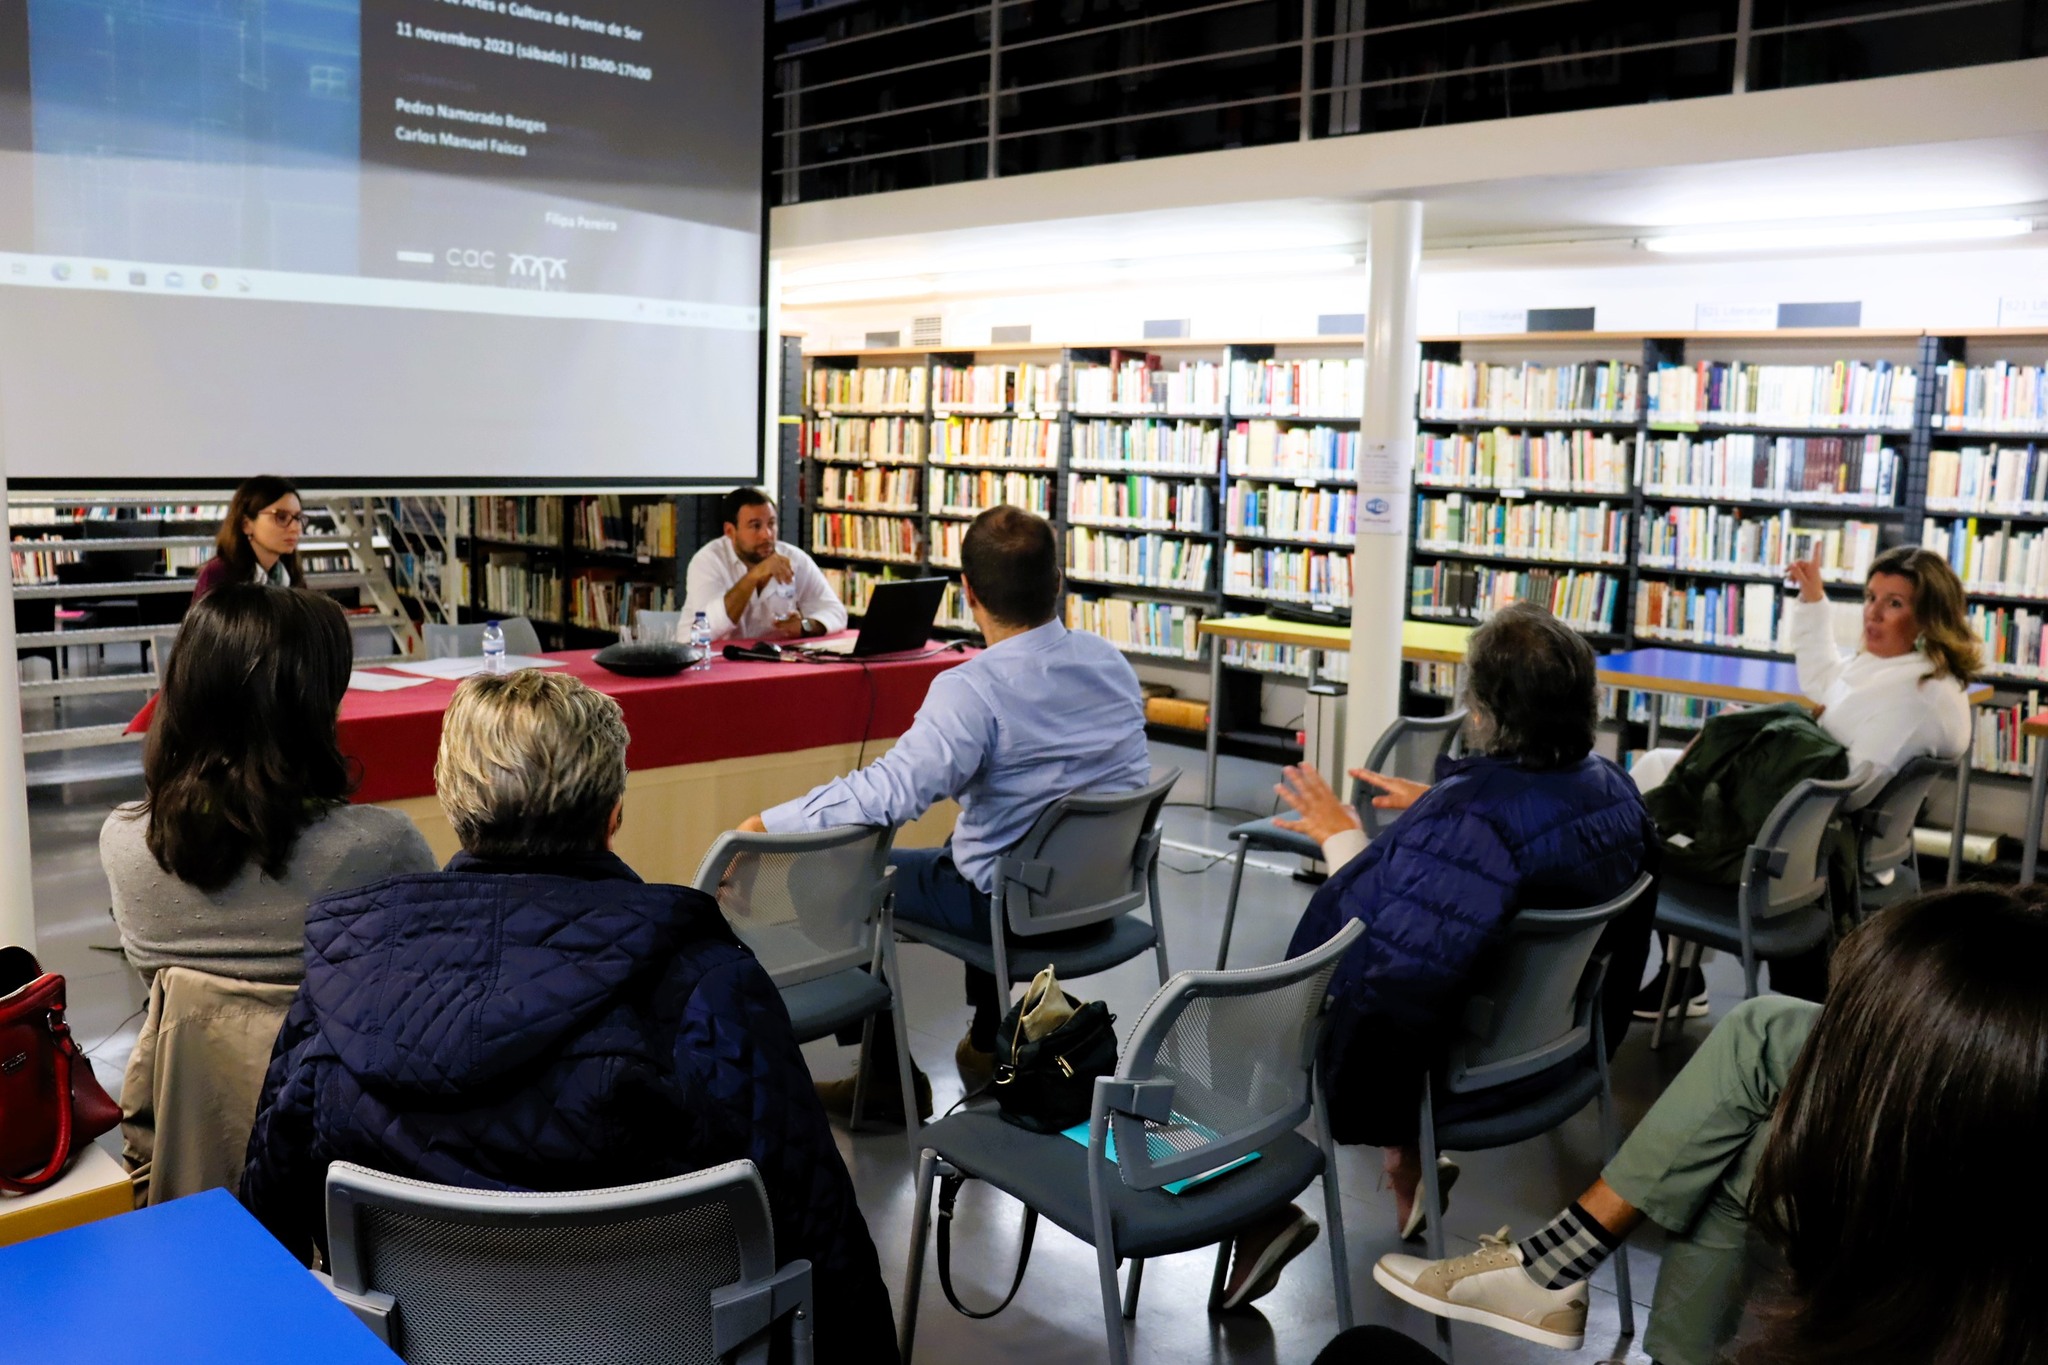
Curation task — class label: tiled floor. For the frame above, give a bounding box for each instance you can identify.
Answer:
[26,737,1743,1364]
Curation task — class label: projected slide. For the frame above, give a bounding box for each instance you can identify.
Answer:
[0,0,763,486]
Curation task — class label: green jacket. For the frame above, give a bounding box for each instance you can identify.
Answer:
[1643,703,1849,884]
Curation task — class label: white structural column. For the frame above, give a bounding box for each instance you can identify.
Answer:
[0,439,36,952]
[1343,199,1424,779]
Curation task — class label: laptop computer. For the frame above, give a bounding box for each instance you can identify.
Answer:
[804,576,949,658]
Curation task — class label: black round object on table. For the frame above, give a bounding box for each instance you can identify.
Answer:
[591,642,701,677]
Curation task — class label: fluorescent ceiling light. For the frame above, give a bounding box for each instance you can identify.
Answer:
[781,250,1358,306]
[1644,217,2034,253]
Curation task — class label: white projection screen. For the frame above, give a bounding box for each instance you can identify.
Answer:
[0,0,765,489]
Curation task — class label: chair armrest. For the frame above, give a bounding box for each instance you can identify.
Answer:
[1095,1077,1176,1123]
[712,1258,813,1359]
[311,1269,397,1346]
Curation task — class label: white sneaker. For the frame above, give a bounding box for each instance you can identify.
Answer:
[1373,1228,1587,1350]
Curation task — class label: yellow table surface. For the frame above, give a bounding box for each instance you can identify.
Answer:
[0,1145,135,1248]
[1198,615,1472,662]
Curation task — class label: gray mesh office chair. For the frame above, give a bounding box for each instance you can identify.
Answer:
[422,617,544,659]
[690,825,918,1157]
[321,1159,812,1365]
[1215,711,1466,969]
[895,770,1180,997]
[1650,766,1868,1048]
[1852,754,1951,913]
[898,918,1365,1365]
[1402,871,1654,1360]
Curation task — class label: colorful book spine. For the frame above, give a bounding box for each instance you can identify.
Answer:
[1066,529,1212,590]
[1636,434,1897,505]
[809,416,927,462]
[1229,484,1357,543]
[1071,418,1221,473]
[818,465,921,512]
[1064,594,1206,659]
[1639,507,1877,580]
[1225,545,1354,605]
[1226,422,1358,477]
[928,469,1053,517]
[1934,361,2048,433]
[1228,358,1366,416]
[1066,474,1213,532]
[1924,443,2048,513]
[1414,495,1628,564]
[810,513,920,564]
[1418,360,1641,423]
[1414,429,1631,492]
[810,365,927,412]
[1923,517,2048,599]
[1646,360,1917,430]
[1409,563,1619,632]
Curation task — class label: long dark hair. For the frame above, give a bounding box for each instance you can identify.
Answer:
[1742,884,2048,1364]
[142,586,357,890]
[212,475,306,586]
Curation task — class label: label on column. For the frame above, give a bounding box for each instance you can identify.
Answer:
[1357,438,1410,537]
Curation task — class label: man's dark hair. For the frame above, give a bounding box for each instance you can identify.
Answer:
[720,486,774,529]
[1461,602,1596,768]
[960,505,1059,628]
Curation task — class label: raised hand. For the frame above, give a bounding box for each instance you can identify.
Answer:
[1785,544,1825,603]
[1270,763,1363,844]
[1351,767,1429,811]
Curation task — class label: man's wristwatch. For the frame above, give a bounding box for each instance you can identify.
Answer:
[800,617,823,638]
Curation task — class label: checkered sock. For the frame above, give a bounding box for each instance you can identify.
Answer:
[1515,1201,1622,1290]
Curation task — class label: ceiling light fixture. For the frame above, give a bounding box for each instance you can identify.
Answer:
[1643,217,2034,254]
[780,249,1360,307]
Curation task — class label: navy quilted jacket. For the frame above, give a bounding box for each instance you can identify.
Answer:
[240,850,898,1364]
[1287,752,1653,1144]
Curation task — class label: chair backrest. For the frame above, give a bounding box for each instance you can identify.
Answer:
[1439,871,1654,1096]
[634,610,684,643]
[423,617,543,659]
[1101,918,1364,1192]
[324,1159,809,1365]
[994,769,1179,937]
[1357,710,1468,838]
[1748,765,1871,917]
[689,825,894,989]
[1854,754,1951,878]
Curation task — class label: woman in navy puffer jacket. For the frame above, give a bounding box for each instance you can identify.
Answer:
[240,671,898,1364]
[1217,603,1655,1311]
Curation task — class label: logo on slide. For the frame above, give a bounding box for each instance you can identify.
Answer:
[508,254,568,287]
[1364,497,1391,516]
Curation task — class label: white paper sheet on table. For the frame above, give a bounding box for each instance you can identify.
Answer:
[382,655,567,680]
[347,670,435,693]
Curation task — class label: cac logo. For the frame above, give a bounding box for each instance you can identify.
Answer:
[1364,497,1391,516]
[509,254,568,286]
[446,248,496,269]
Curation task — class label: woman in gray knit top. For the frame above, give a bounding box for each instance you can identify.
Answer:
[102,586,436,985]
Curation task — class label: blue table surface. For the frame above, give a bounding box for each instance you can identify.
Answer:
[1596,647,1803,696]
[0,1188,401,1363]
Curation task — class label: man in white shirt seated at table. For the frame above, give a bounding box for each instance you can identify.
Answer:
[736,505,1153,1125]
[683,486,848,641]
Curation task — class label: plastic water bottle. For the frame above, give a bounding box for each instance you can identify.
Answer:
[765,575,797,622]
[689,611,712,670]
[481,620,507,675]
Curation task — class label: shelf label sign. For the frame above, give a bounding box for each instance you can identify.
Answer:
[1456,307,1526,335]
[1357,438,1409,537]
[1694,302,1776,330]
[1999,296,2048,328]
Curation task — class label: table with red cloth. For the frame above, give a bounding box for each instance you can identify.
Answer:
[268,646,968,882]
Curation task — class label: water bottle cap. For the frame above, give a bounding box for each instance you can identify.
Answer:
[487,620,500,628]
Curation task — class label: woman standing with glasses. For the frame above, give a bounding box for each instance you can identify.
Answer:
[192,475,307,602]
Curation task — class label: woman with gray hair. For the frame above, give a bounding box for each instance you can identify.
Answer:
[240,670,899,1363]
[1211,604,1655,1333]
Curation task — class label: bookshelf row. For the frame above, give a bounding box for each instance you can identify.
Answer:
[452,495,703,644]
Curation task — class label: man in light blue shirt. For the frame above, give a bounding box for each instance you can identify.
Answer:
[741,506,1151,1120]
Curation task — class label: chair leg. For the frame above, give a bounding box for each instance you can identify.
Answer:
[1594,1043,1637,1341]
[1121,1257,1144,1320]
[1650,937,1686,1051]
[848,1013,876,1131]
[1206,1241,1231,1311]
[1148,861,1171,985]
[899,1149,940,1363]
[1418,1079,1452,1362]
[1215,844,1249,971]
[1312,1071,1355,1330]
[883,934,924,1166]
[1095,1239,1130,1365]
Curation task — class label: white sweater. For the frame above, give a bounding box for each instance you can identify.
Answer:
[1789,597,1971,782]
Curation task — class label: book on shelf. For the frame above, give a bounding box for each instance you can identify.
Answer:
[820,464,921,512]
[1409,562,1619,632]
[1639,507,1878,580]
[929,519,965,568]
[1071,417,1220,472]
[932,362,1063,412]
[1414,494,1627,564]
[1226,421,1357,478]
[1923,517,2048,600]
[629,503,677,560]
[930,416,1060,468]
[810,364,926,412]
[1415,429,1631,492]
[1973,690,2043,776]
[567,495,634,554]
[1225,544,1353,605]
[1625,692,1739,732]
[1065,593,1206,659]
[823,565,922,615]
[1067,528,1212,591]
[1411,660,1458,698]
[477,553,561,620]
[811,512,920,563]
[1418,359,1641,423]
[810,416,928,463]
[1067,473,1213,533]
[1646,360,1917,430]
[568,573,676,631]
[474,495,562,545]
[8,544,82,584]
[937,580,976,632]
[1229,357,1365,417]
[1636,434,1898,505]
[1633,577,1789,653]
[929,469,1053,518]
[1924,443,2048,513]
[1229,484,1357,543]
[1969,602,2048,681]
[1224,640,1350,680]
[1934,360,2048,433]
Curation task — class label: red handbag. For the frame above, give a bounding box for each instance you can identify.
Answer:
[0,945,122,1193]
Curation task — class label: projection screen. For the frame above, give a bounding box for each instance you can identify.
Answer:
[0,0,765,488]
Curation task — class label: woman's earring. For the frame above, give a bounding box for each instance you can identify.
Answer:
[1914,631,1928,653]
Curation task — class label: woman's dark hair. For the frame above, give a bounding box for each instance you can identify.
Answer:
[1460,602,1597,768]
[1864,544,1981,684]
[1742,884,2048,1365]
[141,586,357,890]
[960,505,1059,627]
[213,475,306,586]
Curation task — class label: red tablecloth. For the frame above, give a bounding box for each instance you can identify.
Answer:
[132,645,973,804]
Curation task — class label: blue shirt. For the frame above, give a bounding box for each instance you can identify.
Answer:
[761,619,1152,892]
